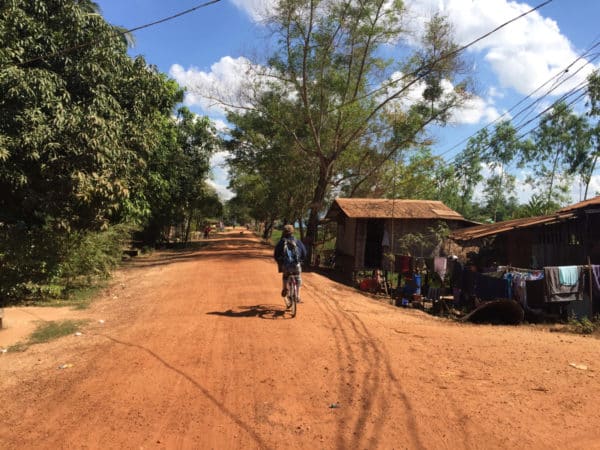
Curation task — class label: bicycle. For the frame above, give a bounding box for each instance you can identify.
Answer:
[285,273,299,318]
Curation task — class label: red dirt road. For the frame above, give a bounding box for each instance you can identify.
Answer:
[1,230,600,449]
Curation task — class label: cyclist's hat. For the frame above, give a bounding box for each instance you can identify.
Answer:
[283,224,294,236]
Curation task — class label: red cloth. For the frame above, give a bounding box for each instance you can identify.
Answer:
[396,255,412,274]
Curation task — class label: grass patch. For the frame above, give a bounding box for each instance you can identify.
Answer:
[22,282,106,310]
[7,319,89,352]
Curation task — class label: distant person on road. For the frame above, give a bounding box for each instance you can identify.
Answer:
[274,224,307,304]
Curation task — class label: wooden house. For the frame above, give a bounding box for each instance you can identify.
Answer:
[450,196,600,267]
[324,198,475,279]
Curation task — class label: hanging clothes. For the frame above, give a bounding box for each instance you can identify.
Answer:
[544,266,583,303]
[592,265,600,297]
[475,272,510,301]
[395,255,412,274]
[434,256,447,281]
[451,259,464,289]
[558,266,579,286]
[381,229,390,247]
[526,278,545,307]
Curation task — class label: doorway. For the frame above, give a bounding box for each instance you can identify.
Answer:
[364,219,384,268]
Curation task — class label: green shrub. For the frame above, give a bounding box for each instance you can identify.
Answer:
[0,223,132,305]
[568,314,599,335]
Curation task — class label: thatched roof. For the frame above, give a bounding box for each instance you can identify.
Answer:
[325,198,472,222]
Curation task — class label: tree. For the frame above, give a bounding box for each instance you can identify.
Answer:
[0,0,181,231]
[0,0,184,300]
[226,103,317,239]
[572,70,600,200]
[134,106,219,244]
[214,1,472,261]
[525,102,589,206]
[480,121,521,222]
[453,133,485,218]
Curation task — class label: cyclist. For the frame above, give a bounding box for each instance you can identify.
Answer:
[274,224,307,305]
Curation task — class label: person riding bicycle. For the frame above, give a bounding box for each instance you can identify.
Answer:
[274,224,307,304]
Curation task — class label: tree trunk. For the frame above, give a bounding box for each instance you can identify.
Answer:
[305,163,332,267]
[584,154,598,200]
[298,218,304,240]
[262,219,274,240]
[184,208,194,245]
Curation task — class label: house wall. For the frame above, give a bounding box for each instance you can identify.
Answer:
[336,217,356,255]
[336,218,465,273]
[478,213,600,268]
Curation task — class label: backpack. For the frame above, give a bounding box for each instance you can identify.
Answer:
[282,238,300,272]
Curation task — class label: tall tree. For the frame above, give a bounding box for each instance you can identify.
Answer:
[572,70,600,199]
[0,0,181,231]
[227,103,317,238]
[525,102,589,207]
[220,1,472,260]
[480,121,521,222]
[0,0,186,300]
[453,132,485,218]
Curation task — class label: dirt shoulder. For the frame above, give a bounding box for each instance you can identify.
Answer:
[1,230,599,449]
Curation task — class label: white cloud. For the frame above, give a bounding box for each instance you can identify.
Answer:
[409,0,596,96]
[450,95,501,125]
[209,151,234,201]
[170,57,257,116]
[211,118,230,134]
[229,0,274,21]
[230,0,595,99]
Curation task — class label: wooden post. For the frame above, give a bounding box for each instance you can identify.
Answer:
[588,257,594,318]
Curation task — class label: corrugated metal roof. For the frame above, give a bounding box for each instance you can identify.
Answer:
[451,195,600,241]
[325,198,471,222]
[557,195,600,212]
[451,212,576,241]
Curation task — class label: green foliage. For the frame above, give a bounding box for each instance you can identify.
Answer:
[567,315,599,335]
[230,0,472,257]
[396,221,450,257]
[140,107,220,244]
[0,1,220,302]
[0,223,129,305]
[0,0,182,232]
[524,102,590,207]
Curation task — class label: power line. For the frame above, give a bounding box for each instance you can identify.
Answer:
[330,0,554,114]
[4,0,222,69]
[435,39,600,161]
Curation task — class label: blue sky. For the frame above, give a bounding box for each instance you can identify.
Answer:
[96,0,600,203]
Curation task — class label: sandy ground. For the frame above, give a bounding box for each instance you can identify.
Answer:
[0,307,93,348]
[1,230,600,450]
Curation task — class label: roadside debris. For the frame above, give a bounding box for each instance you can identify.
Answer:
[569,362,588,370]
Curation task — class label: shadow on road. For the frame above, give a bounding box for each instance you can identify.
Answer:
[207,304,293,320]
[96,333,271,450]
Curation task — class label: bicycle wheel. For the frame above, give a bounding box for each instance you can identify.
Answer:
[288,278,297,318]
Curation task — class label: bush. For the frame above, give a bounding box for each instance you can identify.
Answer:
[0,223,132,305]
[567,314,599,335]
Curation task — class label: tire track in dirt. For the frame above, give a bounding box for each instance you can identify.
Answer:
[304,278,426,449]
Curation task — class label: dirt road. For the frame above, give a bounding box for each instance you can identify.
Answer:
[1,230,600,449]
